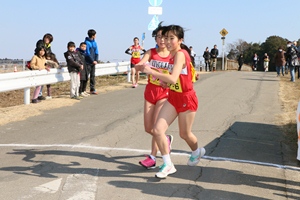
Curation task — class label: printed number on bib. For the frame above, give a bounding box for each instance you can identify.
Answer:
[169,79,183,93]
[149,69,169,86]
[132,52,140,58]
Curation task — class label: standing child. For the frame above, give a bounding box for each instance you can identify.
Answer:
[135,23,173,169]
[45,53,59,99]
[36,33,53,55]
[125,37,146,88]
[36,33,54,100]
[77,42,90,97]
[136,25,205,179]
[30,47,49,103]
[85,29,99,95]
[64,41,83,100]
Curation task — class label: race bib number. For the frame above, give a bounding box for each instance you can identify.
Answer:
[169,79,183,93]
[132,51,140,58]
[149,69,169,86]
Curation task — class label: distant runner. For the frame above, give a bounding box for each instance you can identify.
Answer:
[125,37,146,88]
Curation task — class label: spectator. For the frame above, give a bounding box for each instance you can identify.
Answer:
[125,37,146,88]
[263,53,270,72]
[45,53,59,69]
[77,42,90,98]
[45,53,59,100]
[189,46,196,68]
[293,41,300,79]
[189,46,196,57]
[64,41,83,100]
[36,33,53,55]
[274,47,286,77]
[203,47,211,71]
[286,41,299,82]
[85,29,99,94]
[30,47,49,103]
[210,45,219,72]
[36,33,54,101]
[238,54,244,71]
[252,53,259,71]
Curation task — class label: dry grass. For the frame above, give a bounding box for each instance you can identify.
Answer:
[277,73,300,148]
[0,74,148,126]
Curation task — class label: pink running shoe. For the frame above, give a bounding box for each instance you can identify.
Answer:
[139,155,156,169]
[166,135,174,153]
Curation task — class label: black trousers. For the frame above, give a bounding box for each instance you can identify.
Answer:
[205,60,210,71]
[89,64,96,91]
[238,64,242,71]
[297,66,300,79]
[79,80,87,94]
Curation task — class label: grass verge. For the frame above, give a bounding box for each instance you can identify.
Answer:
[278,73,299,151]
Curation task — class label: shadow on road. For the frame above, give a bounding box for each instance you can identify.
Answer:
[0,121,299,199]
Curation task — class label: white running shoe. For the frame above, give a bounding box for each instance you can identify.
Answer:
[80,93,88,97]
[187,147,206,166]
[83,91,90,96]
[155,163,176,179]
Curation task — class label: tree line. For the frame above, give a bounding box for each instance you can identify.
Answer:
[227,36,300,71]
[0,59,23,64]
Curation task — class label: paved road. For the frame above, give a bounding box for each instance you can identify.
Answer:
[0,71,299,200]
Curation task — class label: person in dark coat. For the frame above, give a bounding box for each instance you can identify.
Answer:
[274,46,286,76]
[286,41,299,81]
[203,47,211,71]
[210,45,219,72]
[77,42,90,97]
[64,41,83,99]
[238,54,244,71]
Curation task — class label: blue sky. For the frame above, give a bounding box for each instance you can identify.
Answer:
[1,0,299,62]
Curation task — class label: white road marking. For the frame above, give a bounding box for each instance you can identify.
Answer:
[34,178,62,193]
[61,169,99,200]
[0,143,299,171]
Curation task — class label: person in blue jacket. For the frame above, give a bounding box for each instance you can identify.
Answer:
[85,29,99,94]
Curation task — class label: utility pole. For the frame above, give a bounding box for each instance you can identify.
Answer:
[221,36,225,70]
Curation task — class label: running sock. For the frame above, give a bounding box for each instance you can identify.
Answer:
[162,154,172,165]
[191,148,200,157]
[149,155,156,160]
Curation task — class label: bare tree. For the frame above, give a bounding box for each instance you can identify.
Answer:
[226,39,249,60]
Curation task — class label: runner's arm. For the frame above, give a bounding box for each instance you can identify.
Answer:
[139,51,184,84]
[141,49,146,55]
[125,47,132,55]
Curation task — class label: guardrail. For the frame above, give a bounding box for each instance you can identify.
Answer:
[0,61,131,105]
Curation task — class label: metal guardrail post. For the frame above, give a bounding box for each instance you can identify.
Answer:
[127,64,131,82]
[24,88,30,105]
